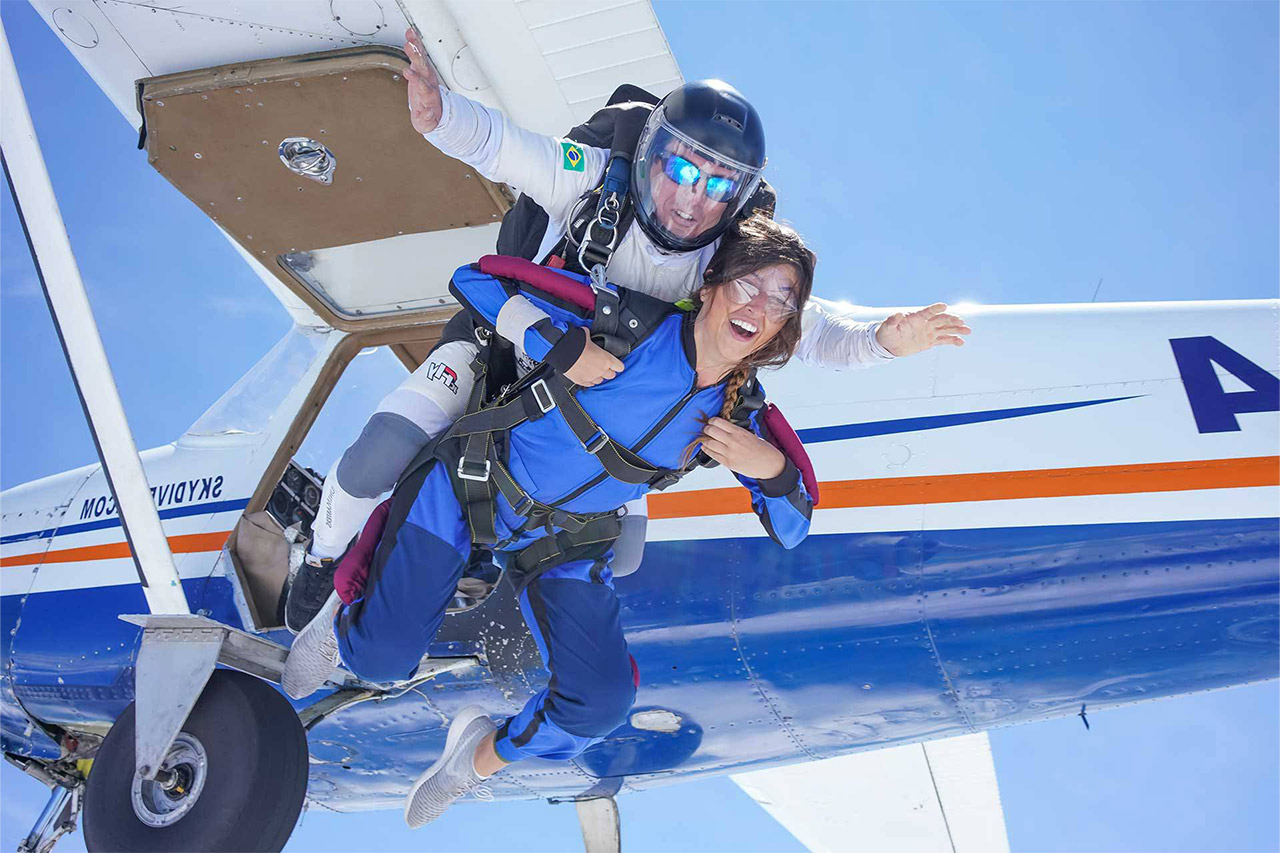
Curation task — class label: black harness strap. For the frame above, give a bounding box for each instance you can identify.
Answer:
[488,452,601,538]
[561,109,651,276]
[508,514,622,593]
[446,357,623,546]
[589,270,622,345]
[449,377,556,439]
[542,375,685,488]
[452,355,502,545]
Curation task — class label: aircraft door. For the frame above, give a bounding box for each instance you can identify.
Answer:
[214,340,416,633]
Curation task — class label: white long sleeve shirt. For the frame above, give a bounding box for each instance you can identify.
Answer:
[425,88,895,370]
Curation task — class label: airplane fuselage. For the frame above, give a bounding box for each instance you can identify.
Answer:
[3,299,1276,809]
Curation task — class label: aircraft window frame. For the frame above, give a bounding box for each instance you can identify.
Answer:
[226,322,443,631]
[185,326,331,440]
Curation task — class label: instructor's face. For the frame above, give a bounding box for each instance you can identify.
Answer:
[647,142,735,243]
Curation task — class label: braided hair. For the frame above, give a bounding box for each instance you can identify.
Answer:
[717,368,750,422]
[678,214,816,467]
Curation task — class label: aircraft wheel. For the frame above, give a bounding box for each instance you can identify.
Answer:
[83,669,308,852]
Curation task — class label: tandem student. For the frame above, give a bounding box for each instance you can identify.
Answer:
[284,215,819,825]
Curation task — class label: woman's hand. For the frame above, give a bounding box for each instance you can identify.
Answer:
[875,303,971,357]
[564,337,625,387]
[403,28,444,135]
[699,417,786,480]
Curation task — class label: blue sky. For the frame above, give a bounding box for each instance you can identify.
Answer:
[1,1,1277,851]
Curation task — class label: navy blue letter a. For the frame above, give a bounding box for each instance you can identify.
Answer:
[1170,336,1279,433]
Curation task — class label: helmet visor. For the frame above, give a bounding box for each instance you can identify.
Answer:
[632,111,763,252]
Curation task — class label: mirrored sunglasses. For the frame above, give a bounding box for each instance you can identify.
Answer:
[658,152,742,202]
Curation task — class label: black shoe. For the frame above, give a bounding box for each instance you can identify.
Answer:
[285,552,339,634]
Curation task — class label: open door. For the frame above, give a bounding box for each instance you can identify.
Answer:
[138,46,512,331]
[221,322,447,632]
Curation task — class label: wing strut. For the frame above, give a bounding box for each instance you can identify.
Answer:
[0,23,189,615]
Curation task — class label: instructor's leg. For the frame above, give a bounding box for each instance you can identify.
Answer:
[287,338,479,631]
[310,339,480,558]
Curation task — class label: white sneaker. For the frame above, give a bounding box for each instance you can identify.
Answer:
[281,590,341,699]
[404,706,497,828]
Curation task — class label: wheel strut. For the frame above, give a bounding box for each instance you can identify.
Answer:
[17,783,81,853]
[575,796,621,853]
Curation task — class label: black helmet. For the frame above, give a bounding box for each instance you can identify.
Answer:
[631,80,766,253]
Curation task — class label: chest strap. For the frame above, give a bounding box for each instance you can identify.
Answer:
[445,364,689,547]
[542,374,688,489]
[444,358,617,545]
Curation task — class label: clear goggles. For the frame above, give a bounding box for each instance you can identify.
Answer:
[726,277,798,321]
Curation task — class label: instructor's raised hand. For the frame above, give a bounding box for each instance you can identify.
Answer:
[403,28,443,135]
[875,303,971,357]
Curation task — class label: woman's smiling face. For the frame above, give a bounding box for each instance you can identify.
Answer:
[695,263,799,370]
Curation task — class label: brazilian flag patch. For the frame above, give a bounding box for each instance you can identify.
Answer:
[561,141,585,172]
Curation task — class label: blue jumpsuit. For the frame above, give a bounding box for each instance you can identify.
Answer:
[335,263,813,763]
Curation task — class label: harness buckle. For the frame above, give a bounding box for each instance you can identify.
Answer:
[583,431,609,455]
[588,263,609,294]
[512,495,534,516]
[530,379,555,414]
[650,472,682,491]
[596,194,621,230]
[456,457,491,483]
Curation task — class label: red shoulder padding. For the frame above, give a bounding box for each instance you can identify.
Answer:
[334,498,392,605]
[478,255,596,313]
[762,403,819,506]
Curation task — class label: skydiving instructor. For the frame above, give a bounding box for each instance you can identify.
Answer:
[284,27,971,631]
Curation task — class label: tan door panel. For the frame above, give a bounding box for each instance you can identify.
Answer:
[139,46,510,331]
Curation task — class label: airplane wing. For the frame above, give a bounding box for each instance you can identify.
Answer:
[731,733,1011,853]
[29,0,682,135]
[28,0,683,331]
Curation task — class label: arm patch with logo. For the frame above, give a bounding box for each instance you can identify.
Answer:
[561,141,585,172]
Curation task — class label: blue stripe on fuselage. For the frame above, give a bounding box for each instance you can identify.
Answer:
[797,396,1141,444]
[0,399,1138,544]
[0,498,250,545]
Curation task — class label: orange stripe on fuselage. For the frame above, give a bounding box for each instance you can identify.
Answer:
[3,457,1276,566]
[648,456,1280,520]
[0,531,231,568]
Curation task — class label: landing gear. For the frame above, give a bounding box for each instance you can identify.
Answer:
[575,796,621,853]
[17,783,80,853]
[82,670,308,852]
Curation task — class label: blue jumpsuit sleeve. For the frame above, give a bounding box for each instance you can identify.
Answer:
[733,408,813,549]
[448,264,595,366]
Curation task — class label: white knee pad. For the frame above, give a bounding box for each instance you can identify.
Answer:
[376,340,478,435]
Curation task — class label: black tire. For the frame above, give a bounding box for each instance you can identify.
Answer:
[83,669,308,852]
